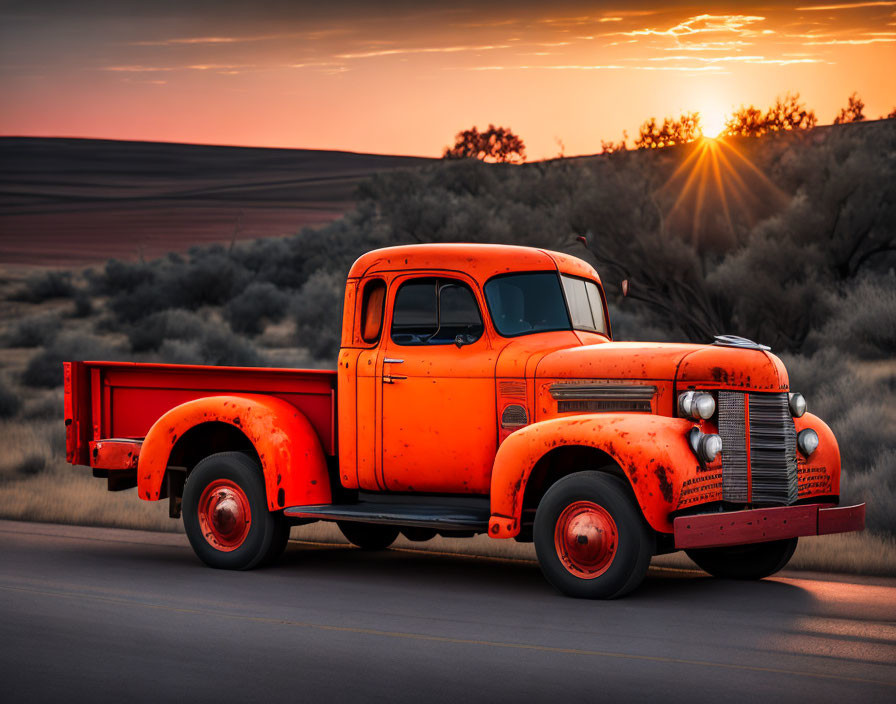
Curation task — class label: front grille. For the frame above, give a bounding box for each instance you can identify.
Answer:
[718,392,748,503]
[748,393,798,504]
[717,391,798,505]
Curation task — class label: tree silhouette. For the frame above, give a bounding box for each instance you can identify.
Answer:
[634,113,701,149]
[723,92,816,138]
[834,92,866,124]
[443,124,526,163]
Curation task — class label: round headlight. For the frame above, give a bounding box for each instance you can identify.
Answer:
[789,392,807,418]
[797,428,819,457]
[679,391,716,420]
[700,433,723,462]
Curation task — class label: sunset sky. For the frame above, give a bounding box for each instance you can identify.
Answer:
[1,1,894,159]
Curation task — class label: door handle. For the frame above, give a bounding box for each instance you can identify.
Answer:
[384,358,404,364]
[383,375,407,384]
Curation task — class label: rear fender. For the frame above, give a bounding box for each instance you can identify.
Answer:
[137,394,331,510]
[488,414,702,537]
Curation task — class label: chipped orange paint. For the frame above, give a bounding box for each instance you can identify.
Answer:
[138,394,330,510]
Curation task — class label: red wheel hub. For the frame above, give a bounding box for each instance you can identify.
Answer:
[197,479,252,551]
[554,501,618,579]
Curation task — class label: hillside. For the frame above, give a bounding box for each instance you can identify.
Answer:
[0,137,432,265]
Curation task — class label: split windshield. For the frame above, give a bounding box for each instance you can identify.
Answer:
[484,272,607,337]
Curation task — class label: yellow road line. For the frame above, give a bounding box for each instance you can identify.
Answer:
[1,583,893,688]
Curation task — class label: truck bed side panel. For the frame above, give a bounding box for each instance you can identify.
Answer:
[65,361,338,466]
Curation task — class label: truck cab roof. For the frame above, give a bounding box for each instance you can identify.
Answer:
[347,243,601,284]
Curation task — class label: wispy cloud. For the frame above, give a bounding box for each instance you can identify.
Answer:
[337,44,509,59]
[471,64,723,72]
[803,36,896,43]
[796,1,896,10]
[620,14,767,39]
[645,55,822,65]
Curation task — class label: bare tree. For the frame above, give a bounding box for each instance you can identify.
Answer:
[443,124,526,163]
[723,93,816,138]
[834,92,865,124]
[634,113,701,149]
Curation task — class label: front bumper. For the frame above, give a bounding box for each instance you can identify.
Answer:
[673,502,865,550]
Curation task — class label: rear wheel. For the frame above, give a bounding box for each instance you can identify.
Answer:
[686,538,798,580]
[338,521,400,550]
[182,452,279,570]
[534,472,653,599]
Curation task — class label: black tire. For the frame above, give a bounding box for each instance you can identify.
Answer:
[182,452,279,570]
[338,521,400,550]
[262,513,291,566]
[534,472,653,599]
[686,538,798,580]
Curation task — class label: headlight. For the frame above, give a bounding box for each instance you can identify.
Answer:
[688,429,723,463]
[797,428,819,456]
[789,392,807,418]
[679,391,716,420]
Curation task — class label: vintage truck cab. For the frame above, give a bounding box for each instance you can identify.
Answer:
[64,243,865,598]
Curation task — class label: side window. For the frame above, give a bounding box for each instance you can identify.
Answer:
[360,279,386,344]
[390,278,484,346]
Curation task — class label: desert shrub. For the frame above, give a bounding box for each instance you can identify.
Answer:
[126,309,209,352]
[22,332,125,388]
[224,282,291,335]
[72,291,93,318]
[11,270,75,302]
[843,449,896,536]
[156,328,263,367]
[88,258,156,296]
[0,379,21,418]
[293,270,345,361]
[811,273,896,359]
[6,313,61,348]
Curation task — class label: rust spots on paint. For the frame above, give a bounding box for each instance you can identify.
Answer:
[654,465,674,503]
[710,367,729,384]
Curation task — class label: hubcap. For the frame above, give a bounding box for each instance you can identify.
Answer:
[554,501,618,579]
[197,479,252,551]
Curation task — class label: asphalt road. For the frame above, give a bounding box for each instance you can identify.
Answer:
[1,520,894,703]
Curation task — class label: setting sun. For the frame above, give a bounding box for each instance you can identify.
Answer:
[701,111,729,139]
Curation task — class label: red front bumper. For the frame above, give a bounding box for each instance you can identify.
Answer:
[673,503,866,550]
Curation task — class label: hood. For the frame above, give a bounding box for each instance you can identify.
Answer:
[536,341,788,391]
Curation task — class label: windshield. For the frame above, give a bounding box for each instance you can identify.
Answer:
[484,272,608,337]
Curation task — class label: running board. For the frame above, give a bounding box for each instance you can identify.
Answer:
[284,501,490,531]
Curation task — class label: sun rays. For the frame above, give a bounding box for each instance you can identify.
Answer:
[659,136,789,247]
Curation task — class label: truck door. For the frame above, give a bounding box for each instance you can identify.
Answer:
[378,275,497,494]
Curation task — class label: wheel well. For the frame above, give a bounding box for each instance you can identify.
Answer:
[162,422,258,511]
[521,445,629,513]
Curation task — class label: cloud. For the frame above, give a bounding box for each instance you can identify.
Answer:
[471,64,724,72]
[796,1,896,10]
[804,36,896,43]
[645,55,822,65]
[620,14,767,39]
[337,44,509,59]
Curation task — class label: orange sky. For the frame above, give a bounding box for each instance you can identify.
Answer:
[1,1,894,159]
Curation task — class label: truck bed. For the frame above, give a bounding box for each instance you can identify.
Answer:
[64,361,337,468]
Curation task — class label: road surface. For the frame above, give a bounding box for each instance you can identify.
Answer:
[1,520,894,703]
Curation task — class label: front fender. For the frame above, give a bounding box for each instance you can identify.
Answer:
[794,412,841,499]
[488,414,704,537]
[137,394,331,510]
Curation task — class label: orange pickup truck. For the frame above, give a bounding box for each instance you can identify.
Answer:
[64,243,864,598]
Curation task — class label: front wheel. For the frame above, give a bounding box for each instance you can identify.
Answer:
[686,538,798,580]
[182,452,281,570]
[534,472,653,599]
